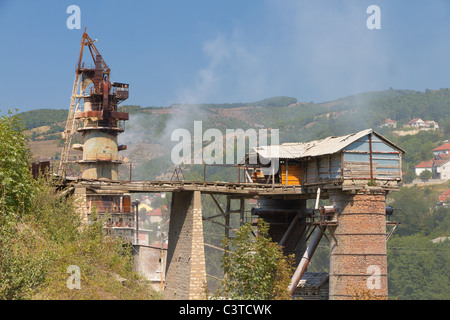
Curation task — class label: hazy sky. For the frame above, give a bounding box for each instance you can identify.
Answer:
[1,0,450,113]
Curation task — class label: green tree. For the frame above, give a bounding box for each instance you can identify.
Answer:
[216,219,294,300]
[419,169,432,181]
[0,110,36,215]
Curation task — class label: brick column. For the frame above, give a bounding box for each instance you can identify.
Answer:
[328,190,388,300]
[163,191,206,300]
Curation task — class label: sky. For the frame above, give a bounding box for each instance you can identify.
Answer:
[1,0,450,114]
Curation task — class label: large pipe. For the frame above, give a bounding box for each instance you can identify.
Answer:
[278,213,301,247]
[288,226,324,296]
[251,208,301,216]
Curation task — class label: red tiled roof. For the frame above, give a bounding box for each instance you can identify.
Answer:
[146,208,162,216]
[434,159,450,167]
[439,190,450,202]
[407,118,423,125]
[415,160,433,168]
[433,143,450,152]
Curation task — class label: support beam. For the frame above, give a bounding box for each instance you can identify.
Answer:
[163,191,206,300]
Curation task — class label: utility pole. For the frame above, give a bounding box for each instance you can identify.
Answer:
[132,200,140,244]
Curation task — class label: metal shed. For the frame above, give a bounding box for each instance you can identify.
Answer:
[244,129,405,187]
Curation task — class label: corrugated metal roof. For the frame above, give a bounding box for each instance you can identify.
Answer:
[297,272,329,288]
[252,143,306,159]
[250,129,405,161]
[302,128,374,157]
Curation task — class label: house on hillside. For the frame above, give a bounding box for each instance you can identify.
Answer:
[146,208,163,225]
[433,143,450,156]
[406,118,425,127]
[425,120,439,130]
[437,189,450,208]
[414,160,433,176]
[384,119,397,128]
[414,154,450,180]
[433,156,450,180]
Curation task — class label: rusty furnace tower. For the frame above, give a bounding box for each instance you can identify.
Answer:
[60,30,134,240]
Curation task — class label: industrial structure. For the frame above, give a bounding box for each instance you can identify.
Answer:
[59,29,134,240]
[59,31,405,300]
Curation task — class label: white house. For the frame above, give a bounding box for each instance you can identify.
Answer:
[433,158,450,180]
[415,160,433,176]
[384,118,397,128]
[425,120,439,130]
[406,118,425,127]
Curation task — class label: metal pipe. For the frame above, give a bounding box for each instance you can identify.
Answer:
[288,226,324,296]
[315,187,321,210]
[251,208,301,216]
[278,213,301,247]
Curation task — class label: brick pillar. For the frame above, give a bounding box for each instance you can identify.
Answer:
[328,190,388,300]
[163,191,206,300]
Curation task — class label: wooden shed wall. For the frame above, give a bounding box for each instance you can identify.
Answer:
[343,134,401,180]
[302,133,402,184]
[304,153,342,184]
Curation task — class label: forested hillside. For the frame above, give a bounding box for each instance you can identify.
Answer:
[19,88,450,299]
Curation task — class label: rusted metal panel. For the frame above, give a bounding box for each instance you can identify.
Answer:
[122,194,131,213]
[75,110,129,120]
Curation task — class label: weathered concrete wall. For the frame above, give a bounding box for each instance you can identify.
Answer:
[133,245,166,292]
[328,190,388,300]
[163,191,206,300]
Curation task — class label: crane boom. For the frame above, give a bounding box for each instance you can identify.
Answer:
[58,28,111,177]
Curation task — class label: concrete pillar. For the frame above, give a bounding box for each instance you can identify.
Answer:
[328,190,388,300]
[163,191,206,300]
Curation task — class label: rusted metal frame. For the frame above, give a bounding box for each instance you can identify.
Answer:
[208,193,226,217]
[386,222,401,240]
[202,216,237,231]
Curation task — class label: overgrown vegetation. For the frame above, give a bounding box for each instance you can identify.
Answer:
[0,112,158,300]
[211,219,294,300]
